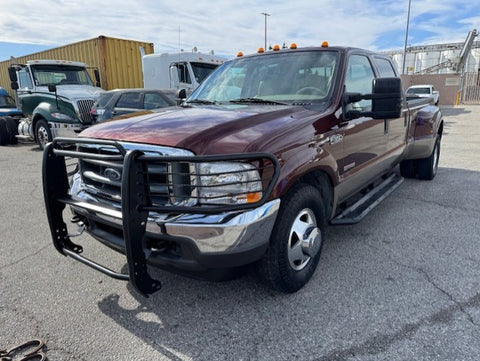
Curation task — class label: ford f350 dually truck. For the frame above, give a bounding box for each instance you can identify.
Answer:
[43,44,443,295]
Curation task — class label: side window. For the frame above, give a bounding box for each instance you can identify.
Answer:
[374,57,397,78]
[176,63,191,84]
[143,93,170,109]
[18,68,33,89]
[115,93,142,109]
[345,55,375,111]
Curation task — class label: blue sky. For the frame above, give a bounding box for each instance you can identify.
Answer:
[1,0,478,61]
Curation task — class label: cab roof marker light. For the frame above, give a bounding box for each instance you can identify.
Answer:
[290,43,297,49]
[258,47,265,53]
[321,41,329,48]
[273,44,280,51]
[237,51,244,57]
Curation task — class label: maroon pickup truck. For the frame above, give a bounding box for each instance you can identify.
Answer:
[43,44,443,295]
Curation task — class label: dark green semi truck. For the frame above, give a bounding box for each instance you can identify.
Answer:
[8,59,103,148]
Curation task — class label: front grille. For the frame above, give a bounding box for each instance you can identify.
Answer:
[76,99,95,124]
[78,143,194,208]
[52,138,279,215]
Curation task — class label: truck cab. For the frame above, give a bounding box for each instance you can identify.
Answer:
[9,59,103,148]
[142,52,225,93]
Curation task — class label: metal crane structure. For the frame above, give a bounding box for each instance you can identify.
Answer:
[414,29,478,74]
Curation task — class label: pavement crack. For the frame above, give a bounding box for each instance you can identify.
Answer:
[367,242,479,327]
[416,266,478,326]
[0,243,50,270]
[314,293,480,361]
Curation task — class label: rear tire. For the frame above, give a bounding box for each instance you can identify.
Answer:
[4,116,18,144]
[418,135,440,180]
[35,119,52,150]
[257,184,326,293]
[0,118,8,146]
[399,159,417,178]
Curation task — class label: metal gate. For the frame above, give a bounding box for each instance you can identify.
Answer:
[461,72,480,104]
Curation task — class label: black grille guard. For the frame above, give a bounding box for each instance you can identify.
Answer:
[42,138,280,296]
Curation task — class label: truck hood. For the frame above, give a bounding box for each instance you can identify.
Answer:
[39,85,104,100]
[80,105,319,154]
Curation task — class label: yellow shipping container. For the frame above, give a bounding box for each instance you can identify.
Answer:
[0,35,154,96]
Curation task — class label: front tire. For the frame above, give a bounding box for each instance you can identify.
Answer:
[35,120,52,150]
[257,184,327,293]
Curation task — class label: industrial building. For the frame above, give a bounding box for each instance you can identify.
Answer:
[385,29,480,105]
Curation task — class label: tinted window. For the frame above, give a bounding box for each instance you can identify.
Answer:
[375,57,397,77]
[345,55,375,111]
[116,93,142,108]
[95,92,116,107]
[143,93,170,109]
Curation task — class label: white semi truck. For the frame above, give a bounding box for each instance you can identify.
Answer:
[142,51,225,92]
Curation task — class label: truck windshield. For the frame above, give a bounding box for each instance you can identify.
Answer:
[190,62,219,84]
[189,50,339,105]
[31,65,94,86]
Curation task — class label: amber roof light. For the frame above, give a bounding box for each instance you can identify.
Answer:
[321,41,329,48]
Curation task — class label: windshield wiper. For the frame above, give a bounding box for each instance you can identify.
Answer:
[229,97,287,105]
[186,99,218,105]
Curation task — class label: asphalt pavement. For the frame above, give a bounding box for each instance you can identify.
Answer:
[0,105,479,360]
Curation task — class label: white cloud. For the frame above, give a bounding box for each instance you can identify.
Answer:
[0,0,478,57]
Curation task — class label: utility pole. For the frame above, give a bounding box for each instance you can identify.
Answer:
[402,0,412,74]
[261,12,270,50]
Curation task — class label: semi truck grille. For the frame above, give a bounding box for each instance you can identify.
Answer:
[77,99,95,124]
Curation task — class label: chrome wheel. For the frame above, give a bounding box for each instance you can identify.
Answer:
[288,208,322,271]
[35,120,51,149]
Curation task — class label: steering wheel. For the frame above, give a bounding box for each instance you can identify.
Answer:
[296,86,323,95]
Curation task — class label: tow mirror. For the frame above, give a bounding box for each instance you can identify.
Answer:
[343,78,403,120]
[371,77,402,119]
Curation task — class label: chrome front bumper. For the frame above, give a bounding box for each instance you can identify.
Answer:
[70,197,280,255]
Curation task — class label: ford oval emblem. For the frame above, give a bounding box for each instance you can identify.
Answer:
[104,168,122,182]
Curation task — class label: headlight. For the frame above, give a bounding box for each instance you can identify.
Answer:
[51,112,74,121]
[196,162,262,205]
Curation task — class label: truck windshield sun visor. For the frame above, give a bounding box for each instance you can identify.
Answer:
[42,137,280,295]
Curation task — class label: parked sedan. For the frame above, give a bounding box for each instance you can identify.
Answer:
[90,88,177,122]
